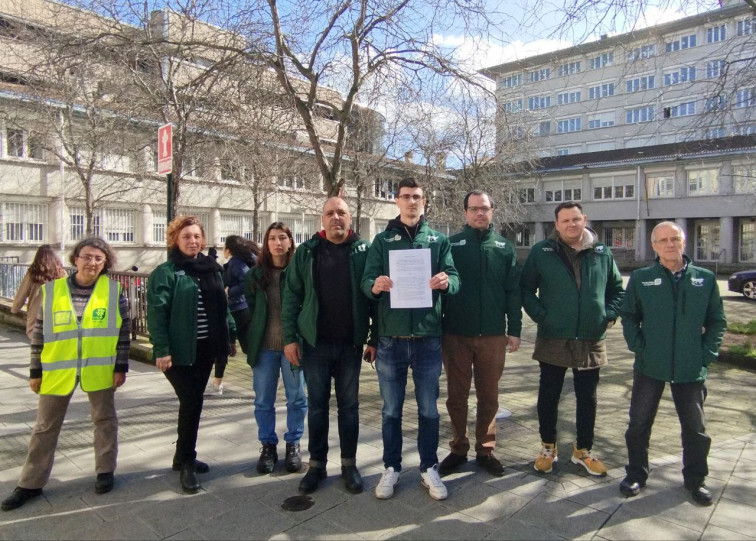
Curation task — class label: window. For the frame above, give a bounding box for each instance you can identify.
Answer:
[544,180,582,202]
[0,202,46,242]
[557,117,582,133]
[734,165,756,194]
[706,127,727,139]
[604,227,635,248]
[668,101,696,118]
[593,175,635,200]
[707,25,726,43]
[687,168,719,196]
[279,176,304,190]
[587,112,615,129]
[557,148,569,156]
[740,221,756,262]
[538,121,551,136]
[152,210,167,244]
[707,60,725,78]
[705,94,728,112]
[664,66,696,86]
[646,174,674,198]
[5,128,24,157]
[500,74,522,88]
[220,161,242,182]
[557,91,581,105]
[528,95,551,110]
[278,214,317,245]
[588,83,614,100]
[736,88,755,108]
[69,206,101,241]
[375,178,398,199]
[557,61,581,77]
[219,213,255,243]
[529,68,551,83]
[739,125,756,136]
[626,44,656,62]
[518,187,535,203]
[738,18,755,36]
[515,227,531,247]
[502,99,523,113]
[589,52,614,70]
[103,209,135,244]
[626,106,655,124]
[695,221,720,261]
[587,141,615,152]
[665,34,697,52]
[626,75,655,93]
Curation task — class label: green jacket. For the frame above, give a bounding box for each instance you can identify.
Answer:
[361,219,460,337]
[620,257,727,383]
[521,233,624,340]
[281,233,377,349]
[243,265,288,368]
[146,260,236,365]
[443,225,522,337]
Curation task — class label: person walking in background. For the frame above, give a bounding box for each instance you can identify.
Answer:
[2,238,130,511]
[147,215,237,494]
[282,198,376,495]
[224,234,259,356]
[11,244,67,339]
[439,190,522,478]
[619,221,726,506]
[361,177,459,501]
[521,201,624,477]
[244,222,307,475]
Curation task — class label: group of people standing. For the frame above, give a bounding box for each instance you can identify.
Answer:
[2,175,726,513]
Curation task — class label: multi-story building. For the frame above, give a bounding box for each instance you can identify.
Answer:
[484,0,756,270]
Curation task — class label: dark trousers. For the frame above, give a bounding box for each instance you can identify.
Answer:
[625,370,710,486]
[231,309,252,355]
[301,342,362,467]
[164,339,214,464]
[537,362,600,450]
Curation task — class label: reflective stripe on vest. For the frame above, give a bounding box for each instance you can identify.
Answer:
[40,276,121,395]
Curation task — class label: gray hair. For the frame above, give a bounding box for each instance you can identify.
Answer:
[651,221,686,243]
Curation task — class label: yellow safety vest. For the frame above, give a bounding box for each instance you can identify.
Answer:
[40,276,122,395]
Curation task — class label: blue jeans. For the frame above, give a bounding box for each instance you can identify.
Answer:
[252,350,307,445]
[302,343,362,467]
[376,336,442,472]
[625,370,710,486]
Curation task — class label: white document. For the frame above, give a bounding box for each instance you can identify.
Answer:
[388,248,433,309]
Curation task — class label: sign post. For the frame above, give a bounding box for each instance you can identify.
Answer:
[157,124,174,222]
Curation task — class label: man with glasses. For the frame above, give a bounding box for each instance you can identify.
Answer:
[619,221,725,505]
[361,177,459,500]
[438,190,522,478]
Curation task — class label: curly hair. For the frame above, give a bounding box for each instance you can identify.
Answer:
[257,222,295,289]
[166,215,207,251]
[68,237,116,275]
[28,245,66,284]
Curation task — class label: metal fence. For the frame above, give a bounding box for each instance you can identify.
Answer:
[0,262,151,338]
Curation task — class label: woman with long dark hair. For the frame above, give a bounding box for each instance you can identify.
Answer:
[11,245,67,339]
[244,222,307,474]
[223,234,259,355]
[146,215,237,494]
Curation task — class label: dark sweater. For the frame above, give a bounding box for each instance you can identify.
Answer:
[315,234,356,344]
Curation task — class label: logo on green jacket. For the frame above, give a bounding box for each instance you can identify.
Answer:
[642,278,663,286]
[92,308,107,321]
[494,241,507,248]
[386,234,402,243]
[451,239,466,246]
[691,277,704,287]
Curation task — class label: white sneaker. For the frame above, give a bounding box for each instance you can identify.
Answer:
[375,467,400,499]
[420,464,448,500]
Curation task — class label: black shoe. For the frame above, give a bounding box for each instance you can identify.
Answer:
[619,477,644,497]
[299,465,327,494]
[94,472,114,494]
[341,465,364,494]
[1,487,43,511]
[257,443,278,474]
[285,443,302,473]
[476,454,505,477]
[172,459,209,474]
[180,462,200,494]
[438,452,468,476]
[685,482,713,506]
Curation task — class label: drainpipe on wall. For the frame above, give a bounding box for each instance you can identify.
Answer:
[636,165,642,261]
[58,111,65,252]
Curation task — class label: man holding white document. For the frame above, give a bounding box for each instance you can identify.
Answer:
[361,177,459,501]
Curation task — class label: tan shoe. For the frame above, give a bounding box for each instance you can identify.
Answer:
[571,443,607,476]
[534,442,558,473]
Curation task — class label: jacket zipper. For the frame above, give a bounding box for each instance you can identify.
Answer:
[669,270,678,382]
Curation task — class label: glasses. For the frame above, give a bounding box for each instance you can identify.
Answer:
[396,194,424,202]
[653,236,684,245]
[467,206,492,214]
[78,255,106,264]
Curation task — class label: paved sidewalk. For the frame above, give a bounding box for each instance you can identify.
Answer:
[0,285,754,539]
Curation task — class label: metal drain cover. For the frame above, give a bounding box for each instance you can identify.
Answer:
[281,495,314,512]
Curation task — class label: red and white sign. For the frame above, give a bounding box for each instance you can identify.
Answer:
[157,123,173,175]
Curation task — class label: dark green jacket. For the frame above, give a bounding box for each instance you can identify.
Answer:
[146,260,237,365]
[361,219,460,337]
[521,233,624,340]
[443,225,522,337]
[243,265,288,368]
[281,233,377,349]
[620,257,727,383]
